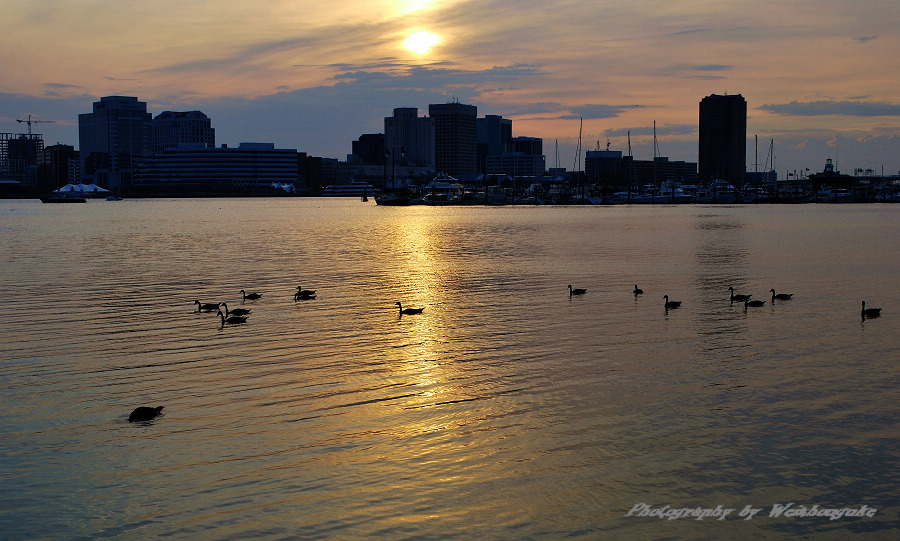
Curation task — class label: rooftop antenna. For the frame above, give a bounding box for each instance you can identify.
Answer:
[16,114,56,135]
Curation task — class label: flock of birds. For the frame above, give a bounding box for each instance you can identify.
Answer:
[129,281,883,423]
[189,286,427,333]
[569,283,883,319]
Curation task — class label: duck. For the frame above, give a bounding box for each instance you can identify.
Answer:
[240,289,262,300]
[128,405,163,422]
[663,295,682,309]
[194,300,220,312]
[728,287,752,303]
[744,298,767,307]
[395,302,424,315]
[770,289,793,301]
[218,309,248,326]
[219,302,251,317]
[568,285,587,296]
[861,301,882,318]
[633,285,643,295]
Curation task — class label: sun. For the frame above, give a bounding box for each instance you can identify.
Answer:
[403,31,441,55]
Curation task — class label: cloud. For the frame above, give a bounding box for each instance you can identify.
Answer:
[854,36,877,43]
[760,100,900,117]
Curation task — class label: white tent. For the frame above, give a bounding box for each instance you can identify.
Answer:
[53,183,110,194]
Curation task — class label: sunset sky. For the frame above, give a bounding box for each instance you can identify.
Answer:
[2,0,899,176]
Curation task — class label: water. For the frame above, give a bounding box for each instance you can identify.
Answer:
[1,198,898,540]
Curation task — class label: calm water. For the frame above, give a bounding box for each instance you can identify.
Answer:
[1,198,898,540]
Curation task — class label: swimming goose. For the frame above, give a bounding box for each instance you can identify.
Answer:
[728,287,752,302]
[568,285,587,296]
[240,289,262,300]
[194,300,220,312]
[218,309,248,325]
[294,286,316,300]
[633,285,643,295]
[663,295,682,309]
[744,298,767,307]
[395,302,424,315]
[861,301,882,318]
[128,406,163,422]
[770,289,793,301]
[219,302,251,317]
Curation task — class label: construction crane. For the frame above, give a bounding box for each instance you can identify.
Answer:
[16,114,56,135]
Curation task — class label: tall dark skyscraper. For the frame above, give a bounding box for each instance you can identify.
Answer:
[429,102,477,176]
[79,96,152,190]
[698,94,747,184]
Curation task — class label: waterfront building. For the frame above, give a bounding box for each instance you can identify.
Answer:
[699,93,747,184]
[384,108,435,168]
[79,96,153,190]
[38,144,79,194]
[485,152,546,177]
[476,115,512,173]
[350,133,385,164]
[152,111,215,153]
[429,102,478,176]
[135,142,298,194]
[0,133,44,195]
[585,150,698,189]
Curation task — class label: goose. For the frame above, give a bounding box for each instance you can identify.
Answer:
[633,285,643,295]
[294,286,316,300]
[219,302,251,317]
[240,289,262,300]
[770,289,793,301]
[568,285,587,296]
[663,295,682,309]
[128,406,163,422]
[861,301,882,318]
[728,287,752,303]
[395,302,424,315]
[194,300,220,312]
[218,309,248,326]
[744,298,767,307]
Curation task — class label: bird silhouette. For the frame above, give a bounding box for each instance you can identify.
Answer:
[128,406,163,422]
[194,300,219,312]
[744,298,767,307]
[568,285,587,296]
[663,295,682,309]
[219,302,250,317]
[728,287,752,302]
[633,285,643,295]
[396,302,424,315]
[218,309,248,326]
[861,301,882,318]
[770,289,793,301]
[240,289,262,300]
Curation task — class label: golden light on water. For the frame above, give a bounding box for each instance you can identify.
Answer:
[403,31,441,54]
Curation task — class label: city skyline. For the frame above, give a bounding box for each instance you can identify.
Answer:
[2,1,899,176]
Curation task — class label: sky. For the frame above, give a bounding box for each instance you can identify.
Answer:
[2,0,899,177]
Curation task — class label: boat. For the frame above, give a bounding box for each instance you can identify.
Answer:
[375,191,412,206]
[322,181,380,197]
[816,187,855,203]
[695,180,737,203]
[419,177,464,205]
[40,192,87,203]
[658,182,695,203]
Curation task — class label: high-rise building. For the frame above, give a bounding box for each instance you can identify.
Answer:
[152,111,215,153]
[476,115,512,173]
[384,108,434,168]
[429,102,477,176]
[79,96,152,190]
[698,94,746,184]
